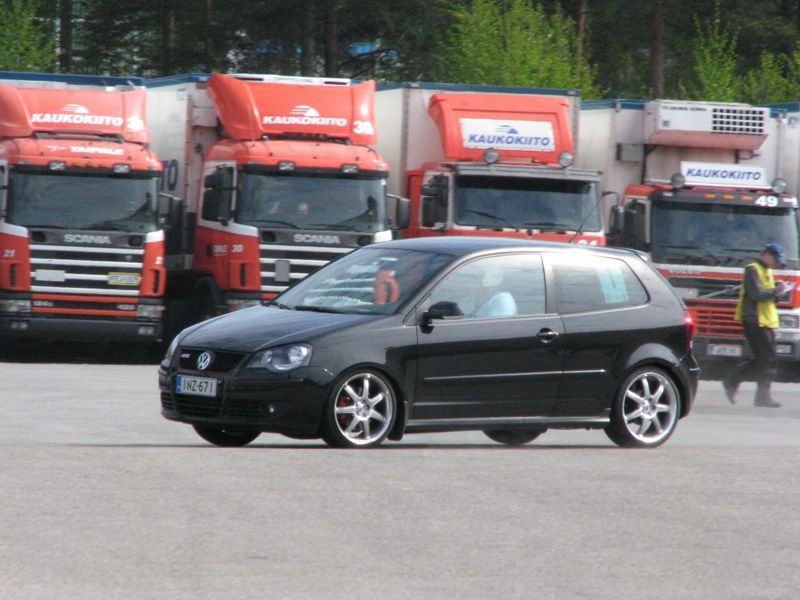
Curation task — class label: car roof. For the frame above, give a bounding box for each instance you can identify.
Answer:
[372,236,643,260]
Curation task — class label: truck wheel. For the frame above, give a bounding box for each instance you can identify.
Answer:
[193,425,260,447]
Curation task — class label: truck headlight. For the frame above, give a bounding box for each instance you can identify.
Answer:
[779,314,800,329]
[247,344,312,372]
[0,299,32,313]
[137,304,164,319]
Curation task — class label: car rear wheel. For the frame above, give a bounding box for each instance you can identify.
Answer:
[321,370,396,448]
[193,425,260,447]
[483,429,545,446]
[605,367,681,448]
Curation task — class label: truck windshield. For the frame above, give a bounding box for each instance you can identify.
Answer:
[238,173,388,233]
[453,175,600,232]
[651,200,800,268]
[6,171,160,233]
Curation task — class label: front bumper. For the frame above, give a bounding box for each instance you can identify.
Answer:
[0,315,162,342]
[158,359,336,435]
[694,335,800,364]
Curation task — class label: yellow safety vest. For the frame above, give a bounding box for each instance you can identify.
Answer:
[735,261,778,328]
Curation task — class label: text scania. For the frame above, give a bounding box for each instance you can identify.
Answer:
[467,133,551,149]
[685,167,762,182]
[263,116,348,127]
[63,234,112,244]
[32,113,124,127]
[294,234,341,244]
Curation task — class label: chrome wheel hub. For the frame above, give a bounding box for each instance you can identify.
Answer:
[334,373,394,446]
[622,371,679,445]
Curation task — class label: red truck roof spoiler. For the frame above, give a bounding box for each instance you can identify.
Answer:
[428,92,574,166]
[0,85,149,143]
[207,72,377,144]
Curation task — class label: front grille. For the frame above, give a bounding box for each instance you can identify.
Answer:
[29,244,144,297]
[227,398,265,419]
[688,302,743,337]
[178,349,246,373]
[711,106,767,135]
[259,243,352,294]
[174,394,222,418]
[160,392,175,411]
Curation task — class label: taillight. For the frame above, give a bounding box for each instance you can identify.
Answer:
[684,312,694,351]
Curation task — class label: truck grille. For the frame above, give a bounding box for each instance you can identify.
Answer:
[259,243,352,294]
[687,301,743,337]
[29,244,144,297]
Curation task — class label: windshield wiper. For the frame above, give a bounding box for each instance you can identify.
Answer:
[258,219,299,229]
[262,300,292,310]
[294,304,347,313]
[462,208,518,231]
[522,221,575,231]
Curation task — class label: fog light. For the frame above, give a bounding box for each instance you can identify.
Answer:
[136,304,164,318]
[671,173,686,189]
[558,152,574,168]
[0,299,32,313]
[772,178,788,194]
[483,148,499,165]
[138,325,157,336]
[10,320,29,330]
[341,164,359,174]
[113,163,131,174]
[48,161,66,171]
[278,161,295,171]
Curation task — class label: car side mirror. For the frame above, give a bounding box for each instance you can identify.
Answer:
[422,301,464,327]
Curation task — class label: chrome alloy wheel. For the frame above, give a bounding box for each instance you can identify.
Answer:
[621,370,679,445]
[333,372,395,446]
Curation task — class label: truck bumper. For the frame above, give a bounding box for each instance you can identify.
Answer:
[0,315,162,343]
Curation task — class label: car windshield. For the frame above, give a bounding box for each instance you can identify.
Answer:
[278,248,452,315]
[6,171,160,233]
[454,175,601,232]
[238,172,389,232]
[651,200,800,268]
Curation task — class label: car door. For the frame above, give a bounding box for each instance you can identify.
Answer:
[547,253,651,417]
[411,252,564,421]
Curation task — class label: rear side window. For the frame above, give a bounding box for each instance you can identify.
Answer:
[553,255,648,313]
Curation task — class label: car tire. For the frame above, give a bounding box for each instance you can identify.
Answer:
[483,429,545,446]
[193,425,260,447]
[605,367,681,448]
[321,369,397,448]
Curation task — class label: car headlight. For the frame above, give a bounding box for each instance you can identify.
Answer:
[247,344,312,372]
[779,314,800,329]
[163,335,180,363]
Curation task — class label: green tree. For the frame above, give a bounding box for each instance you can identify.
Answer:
[0,0,55,71]
[689,4,740,101]
[441,0,599,96]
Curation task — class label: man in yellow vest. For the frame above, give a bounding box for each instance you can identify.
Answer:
[722,243,789,407]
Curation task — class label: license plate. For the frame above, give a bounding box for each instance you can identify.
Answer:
[777,344,793,355]
[176,374,217,397]
[108,272,142,286]
[707,344,742,357]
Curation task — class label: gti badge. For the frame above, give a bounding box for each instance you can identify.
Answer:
[196,351,214,371]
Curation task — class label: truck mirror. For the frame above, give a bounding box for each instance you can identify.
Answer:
[421,196,437,228]
[622,203,648,250]
[420,174,448,228]
[386,194,410,230]
[609,205,625,236]
[158,193,183,227]
[204,172,221,188]
[202,188,222,221]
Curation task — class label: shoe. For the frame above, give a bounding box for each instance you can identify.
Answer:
[754,397,781,408]
[722,378,737,404]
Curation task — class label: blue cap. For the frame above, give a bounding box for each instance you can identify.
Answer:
[765,243,786,268]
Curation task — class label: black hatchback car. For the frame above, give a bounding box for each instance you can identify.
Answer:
[159,238,699,448]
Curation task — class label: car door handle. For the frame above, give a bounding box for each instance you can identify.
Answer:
[536,328,560,343]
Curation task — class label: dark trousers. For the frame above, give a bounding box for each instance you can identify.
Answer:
[726,322,776,400]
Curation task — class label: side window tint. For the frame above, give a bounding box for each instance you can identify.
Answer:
[554,256,648,313]
[428,254,545,319]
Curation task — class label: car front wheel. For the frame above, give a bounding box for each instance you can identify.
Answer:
[605,367,681,448]
[321,370,396,448]
[193,425,260,447]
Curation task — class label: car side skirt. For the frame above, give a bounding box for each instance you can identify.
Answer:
[404,415,610,433]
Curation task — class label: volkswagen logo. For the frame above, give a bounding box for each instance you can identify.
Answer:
[196,351,214,371]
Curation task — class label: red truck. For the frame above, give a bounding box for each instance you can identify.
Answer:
[375,83,605,245]
[146,73,407,317]
[0,73,171,346]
